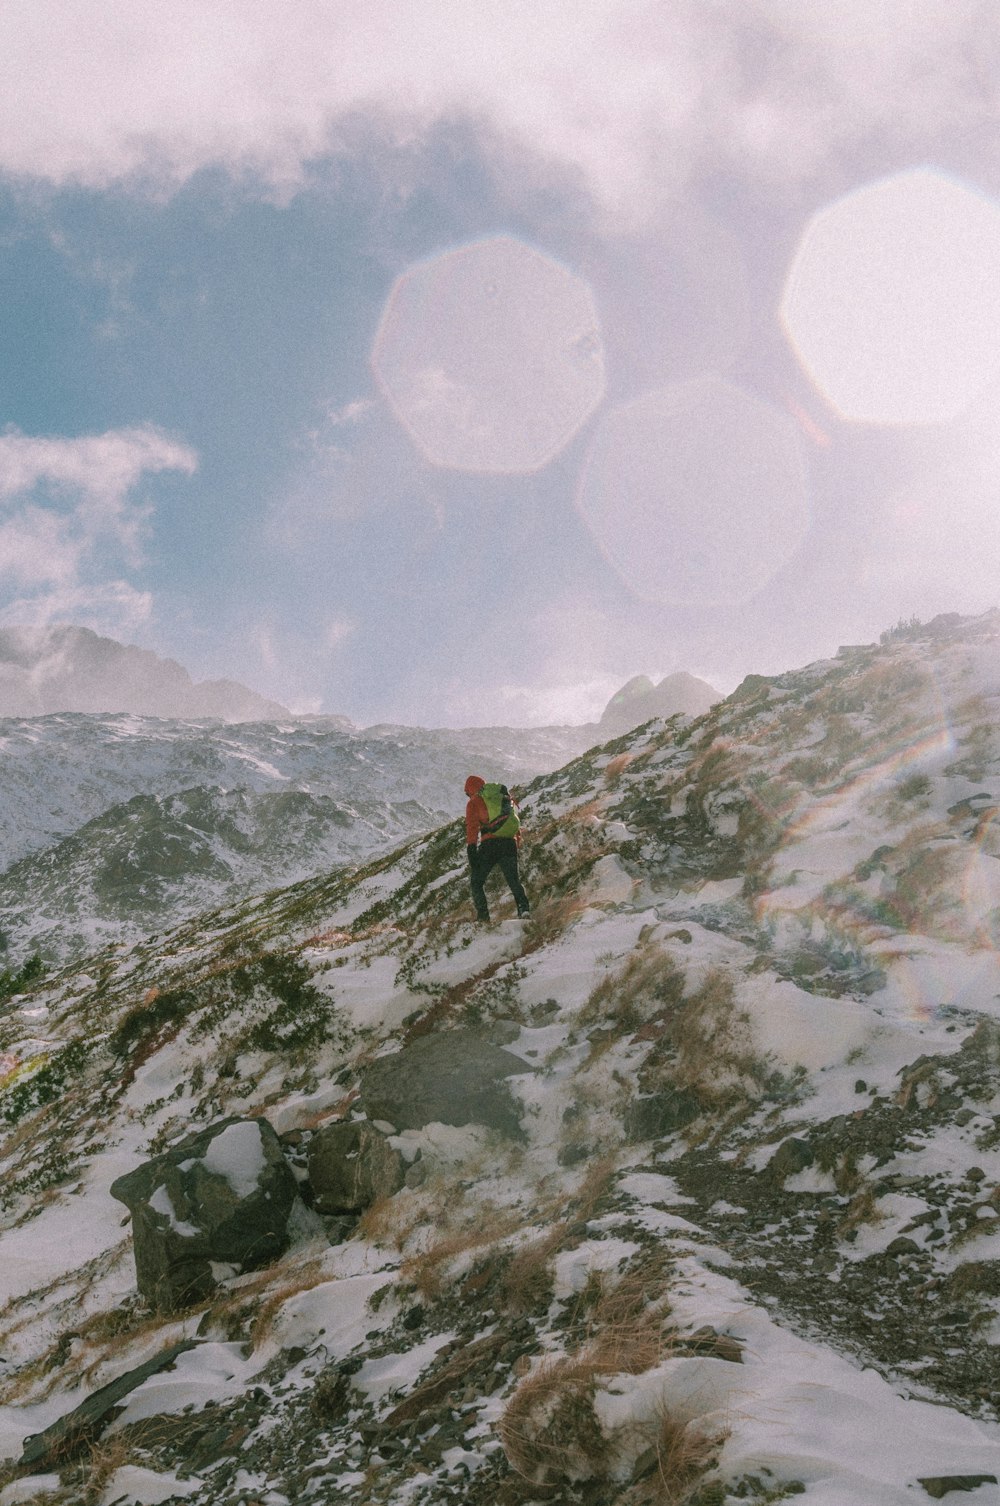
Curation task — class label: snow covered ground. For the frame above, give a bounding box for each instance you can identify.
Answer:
[2,612,1000,1503]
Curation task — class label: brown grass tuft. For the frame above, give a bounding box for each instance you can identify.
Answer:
[498,1352,613,1484]
[623,1408,728,1505]
[581,944,685,1032]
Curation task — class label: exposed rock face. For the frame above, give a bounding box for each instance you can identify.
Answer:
[624,1088,701,1142]
[109,1117,299,1312]
[307,1121,406,1214]
[598,671,720,735]
[359,1031,533,1139]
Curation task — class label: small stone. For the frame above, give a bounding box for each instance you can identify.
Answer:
[557,1142,590,1167]
[954,1108,975,1126]
[767,1138,814,1179]
[854,1079,867,1094]
[886,1236,921,1257]
[967,1167,987,1183]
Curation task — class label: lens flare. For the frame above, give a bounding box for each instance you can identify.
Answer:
[576,377,809,606]
[371,235,605,474]
[781,167,1000,425]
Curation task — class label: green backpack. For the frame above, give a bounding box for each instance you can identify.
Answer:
[480,782,521,839]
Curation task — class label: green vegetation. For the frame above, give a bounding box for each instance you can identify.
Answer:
[0,953,44,1003]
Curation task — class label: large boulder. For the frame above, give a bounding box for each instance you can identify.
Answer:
[359,1030,533,1139]
[110,1116,299,1312]
[307,1121,406,1213]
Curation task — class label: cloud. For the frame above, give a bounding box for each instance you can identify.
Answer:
[0,2,991,211]
[0,424,196,629]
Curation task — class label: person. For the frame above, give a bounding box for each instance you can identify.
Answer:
[464,774,530,922]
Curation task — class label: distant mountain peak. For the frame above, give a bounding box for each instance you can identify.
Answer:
[598,669,721,734]
[0,624,289,722]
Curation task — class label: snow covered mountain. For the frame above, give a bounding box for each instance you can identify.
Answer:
[0,713,591,962]
[2,610,1000,1504]
[0,626,291,722]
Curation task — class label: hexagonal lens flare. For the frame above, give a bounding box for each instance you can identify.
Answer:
[371,235,605,473]
[781,168,1000,425]
[576,378,810,607]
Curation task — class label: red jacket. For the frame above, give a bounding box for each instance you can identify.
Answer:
[464,774,490,845]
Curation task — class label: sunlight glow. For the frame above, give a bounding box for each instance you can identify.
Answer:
[781,168,1000,425]
[371,236,605,474]
[576,378,810,606]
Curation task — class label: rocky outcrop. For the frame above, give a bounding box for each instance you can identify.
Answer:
[110,1117,299,1312]
[307,1121,406,1213]
[20,1341,199,1468]
[359,1031,533,1139]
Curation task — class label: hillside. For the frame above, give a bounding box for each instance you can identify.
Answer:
[2,612,1000,1504]
[0,714,588,963]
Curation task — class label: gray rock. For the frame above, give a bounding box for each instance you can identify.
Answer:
[21,1340,198,1466]
[624,1089,701,1142]
[358,1030,533,1139]
[886,1236,921,1257]
[917,1476,998,1499]
[766,1137,814,1180]
[110,1116,298,1312]
[307,1121,405,1213]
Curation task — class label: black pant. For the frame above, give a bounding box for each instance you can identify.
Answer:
[470,838,530,920]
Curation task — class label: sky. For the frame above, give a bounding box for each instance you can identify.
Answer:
[3,1,1000,726]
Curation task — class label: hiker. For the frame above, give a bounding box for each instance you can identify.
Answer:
[464,775,530,922]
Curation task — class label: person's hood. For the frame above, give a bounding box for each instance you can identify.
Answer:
[464,775,486,797]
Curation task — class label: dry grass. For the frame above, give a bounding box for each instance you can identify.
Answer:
[623,1409,728,1505]
[399,1208,526,1299]
[499,1278,698,1495]
[355,1187,429,1251]
[248,1257,331,1348]
[669,969,758,1105]
[80,1433,132,1506]
[580,944,685,1033]
[522,891,595,949]
[498,1352,614,1483]
[604,753,636,786]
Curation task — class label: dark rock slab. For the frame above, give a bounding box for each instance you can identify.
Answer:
[359,1030,533,1139]
[624,1088,701,1142]
[21,1340,198,1467]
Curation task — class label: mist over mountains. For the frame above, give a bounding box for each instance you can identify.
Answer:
[0,623,719,733]
[0,626,290,722]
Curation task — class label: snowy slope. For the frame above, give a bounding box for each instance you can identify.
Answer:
[0,714,590,963]
[2,611,1000,1504]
